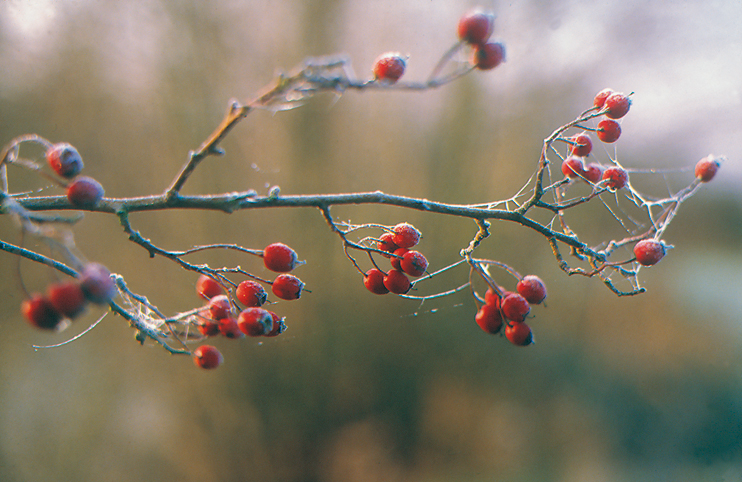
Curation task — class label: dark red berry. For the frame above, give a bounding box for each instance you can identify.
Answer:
[21,294,63,330]
[695,155,720,182]
[484,288,501,307]
[475,303,503,334]
[364,269,389,295]
[197,320,220,337]
[516,275,547,305]
[79,263,116,304]
[264,311,286,337]
[263,243,299,273]
[390,248,408,271]
[193,345,223,369]
[561,156,586,179]
[391,223,421,249]
[569,132,592,157]
[501,293,530,322]
[196,275,223,300]
[237,307,273,337]
[272,274,304,300]
[472,41,505,70]
[596,119,621,143]
[400,250,428,277]
[47,280,87,318]
[604,92,631,119]
[377,232,399,256]
[505,322,533,346]
[67,176,104,207]
[583,163,604,184]
[383,269,411,294]
[208,294,232,320]
[373,53,406,83]
[457,9,495,45]
[634,239,666,266]
[218,316,244,338]
[46,143,83,178]
[235,280,267,307]
[601,166,629,190]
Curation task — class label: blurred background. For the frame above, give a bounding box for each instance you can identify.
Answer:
[1,0,741,481]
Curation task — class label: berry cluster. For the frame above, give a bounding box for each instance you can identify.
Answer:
[457,9,505,70]
[363,223,428,296]
[20,263,116,331]
[45,143,105,208]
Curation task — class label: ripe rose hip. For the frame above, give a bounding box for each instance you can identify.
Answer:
[193,345,223,369]
[372,52,406,83]
[593,88,614,108]
[457,9,495,45]
[501,293,530,322]
[46,143,83,179]
[218,316,244,338]
[596,119,621,143]
[516,275,547,305]
[584,163,604,184]
[79,263,116,304]
[695,155,720,182]
[400,250,428,277]
[263,243,299,273]
[377,232,399,256]
[208,294,232,320]
[505,322,534,346]
[364,268,389,295]
[237,307,273,337]
[67,176,104,207]
[569,132,593,157]
[383,269,411,294]
[472,41,505,70]
[47,280,87,318]
[236,280,267,307]
[196,274,223,300]
[272,274,304,300]
[633,239,666,266]
[603,92,631,119]
[475,303,503,334]
[391,223,421,249]
[21,294,63,330]
[561,156,586,179]
[601,166,629,190]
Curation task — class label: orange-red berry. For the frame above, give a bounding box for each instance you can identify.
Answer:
[197,320,220,337]
[596,119,621,143]
[364,269,389,295]
[475,303,503,334]
[391,223,421,249]
[695,155,720,182]
[236,280,267,307]
[377,232,399,256]
[593,88,614,108]
[457,9,495,45]
[263,243,299,273]
[516,275,547,305]
[47,280,87,318]
[218,316,244,338]
[272,274,304,300]
[501,293,530,322]
[561,156,586,179]
[67,176,104,207]
[400,250,428,277]
[196,274,223,300]
[634,239,666,266]
[237,307,273,337]
[604,92,631,119]
[601,166,629,190]
[373,53,406,83]
[569,132,592,157]
[208,294,232,320]
[263,311,286,337]
[383,269,411,294]
[193,345,223,369]
[390,247,408,271]
[505,322,534,346]
[46,143,83,178]
[472,41,505,70]
[21,294,63,330]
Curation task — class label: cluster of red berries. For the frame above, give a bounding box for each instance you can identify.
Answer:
[363,223,428,296]
[474,275,547,347]
[20,263,116,331]
[192,242,304,369]
[561,89,632,190]
[45,143,105,208]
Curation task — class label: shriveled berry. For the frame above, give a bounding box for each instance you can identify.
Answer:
[373,52,406,83]
[390,248,408,271]
[208,294,232,320]
[400,250,428,277]
[218,316,244,338]
[604,92,631,119]
[516,275,547,305]
[237,307,273,337]
[264,311,286,337]
[197,320,220,337]
[391,223,421,249]
[364,269,389,295]
[601,166,629,190]
[695,155,720,182]
[457,9,495,45]
[634,239,666,266]
[475,303,503,334]
[21,294,63,330]
[505,322,534,346]
[561,156,586,179]
[593,88,614,108]
[596,119,621,143]
[67,176,104,207]
[377,232,399,256]
[584,163,604,184]
[196,274,224,300]
[383,269,411,294]
[472,41,505,70]
[193,345,223,369]
[46,143,83,178]
[263,243,299,273]
[79,263,116,304]
[569,132,592,157]
[501,293,530,322]
[272,274,304,300]
[47,280,87,318]
[236,280,267,307]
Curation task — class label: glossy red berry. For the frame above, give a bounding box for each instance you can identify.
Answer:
[196,274,223,300]
[197,320,220,337]
[634,239,666,266]
[472,41,505,70]
[561,156,586,179]
[264,311,286,337]
[47,280,87,318]
[218,316,244,338]
[593,88,614,108]
[79,263,116,304]
[584,163,604,184]
[603,92,631,119]
[505,322,534,346]
[67,176,104,207]
[596,119,621,143]
[21,294,63,330]
[390,248,408,271]
[373,53,406,83]
[601,166,629,190]
[193,345,223,369]
[392,223,421,249]
[364,269,389,295]
[383,269,411,294]
[475,303,503,334]
[457,9,494,45]
[695,155,720,182]
[484,288,501,307]
[237,307,273,337]
[501,293,530,322]
[377,232,399,256]
[272,274,304,300]
[400,250,428,277]
[236,280,267,307]
[516,275,547,305]
[208,294,232,320]
[263,243,299,273]
[569,132,593,157]
[46,143,83,178]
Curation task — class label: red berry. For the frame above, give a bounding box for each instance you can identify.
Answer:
[263,243,299,273]
[47,280,87,318]
[264,311,286,337]
[475,303,503,334]
[596,119,621,143]
[235,280,267,307]
[377,232,399,256]
[218,316,244,338]
[569,132,592,157]
[272,274,304,300]
[593,88,614,108]
[603,92,631,119]
[601,166,629,190]
[561,156,586,179]
[583,163,604,184]
[21,294,63,330]
[46,143,83,179]
[516,275,547,305]
[472,41,505,70]
[67,176,104,207]
[208,294,232,320]
[193,345,223,369]
[400,250,428,277]
[695,155,720,182]
[79,263,116,304]
[197,320,220,337]
[383,269,411,294]
[505,322,534,346]
[633,239,666,266]
[364,269,389,295]
[484,288,501,307]
[373,53,406,83]
[501,293,530,322]
[390,247,408,271]
[196,274,223,300]
[237,307,273,337]
[391,223,421,249]
[457,9,494,45]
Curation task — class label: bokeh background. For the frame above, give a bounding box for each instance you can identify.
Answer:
[1,1,741,481]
